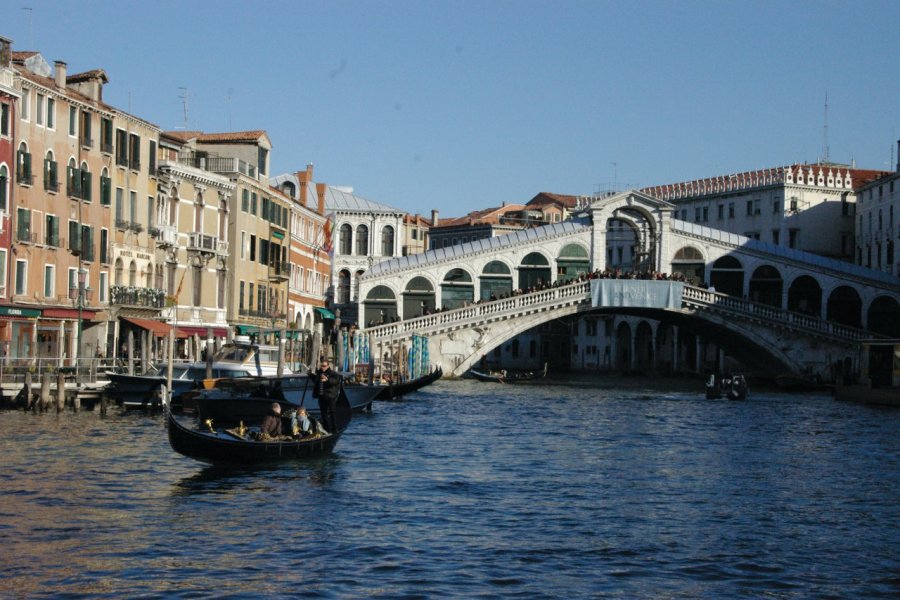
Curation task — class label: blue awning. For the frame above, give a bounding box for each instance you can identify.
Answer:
[314,307,335,320]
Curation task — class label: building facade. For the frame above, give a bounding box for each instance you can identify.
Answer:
[855,141,900,277]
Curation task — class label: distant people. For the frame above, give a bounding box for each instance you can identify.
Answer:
[258,402,283,439]
[313,358,341,434]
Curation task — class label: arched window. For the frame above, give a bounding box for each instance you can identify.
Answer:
[339,224,352,255]
[114,258,124,286]
[337,269,351,304]
[356,224,369,255]
[381,225,394,256]
[79,160,91,202]
[129,260,137,287]
[43,150,58,192]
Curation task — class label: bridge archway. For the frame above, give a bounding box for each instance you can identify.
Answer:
[787,275,822,317]
[749,265,783,308]
[615,321,631,370]
[634,320,654,370]
[363,285,397,325]
[671,246,705,283]
[403,276,435,318]
[868,296,900,337]
[710,256,744,296]
[479,261,513,300]
[655,322,675,371]
[826,286,862,327]
[557,243,590,282]
[518,252,551,290]
[441,268,474,310]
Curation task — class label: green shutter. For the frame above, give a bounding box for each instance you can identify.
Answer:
[69,220,80,254]
[81,170,92,202]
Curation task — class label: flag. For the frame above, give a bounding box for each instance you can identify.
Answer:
[322,216,334,256]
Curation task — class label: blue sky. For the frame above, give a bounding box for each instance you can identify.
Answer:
[6,0,899,216]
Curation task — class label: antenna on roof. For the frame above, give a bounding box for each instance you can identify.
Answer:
[822,90,830,164]
[178,87,190,129]
[21,7,33,49]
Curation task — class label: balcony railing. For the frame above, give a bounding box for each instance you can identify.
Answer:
[80,136,93,149]
[268,262,291,281]
[100,141,113,154]
[239,308,288,320]
[156,225,177,247]
[176,153,257,178]
[15,230,35,244]
[16,172,34,185]
[109,286,165,308]
[188,232,217,254]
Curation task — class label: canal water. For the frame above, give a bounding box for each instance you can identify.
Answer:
[1,377,899,598]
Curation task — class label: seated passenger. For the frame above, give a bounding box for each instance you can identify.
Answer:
[258,402,283,439]
[291,407,313,437]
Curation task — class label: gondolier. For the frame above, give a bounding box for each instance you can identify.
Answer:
[314,358,342,433]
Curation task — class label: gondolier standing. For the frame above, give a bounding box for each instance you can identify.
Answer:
[314,358,341,434]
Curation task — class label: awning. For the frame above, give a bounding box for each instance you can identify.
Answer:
[235,324,259,335]
[43,308,99,320]
[314,307,335,320]
[176,325,230,338]
[121,316,188,338]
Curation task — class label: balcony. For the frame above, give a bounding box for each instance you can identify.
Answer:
[80,136,93,150]
[115,219,144,233]
[188,232,217,254]
[109,286,165,308]
[15,230,36,244]
[268,262,291,282]
[155,225,177,248]
[16,171,34,186]
[176,153,257,178]
[100,141,113,154]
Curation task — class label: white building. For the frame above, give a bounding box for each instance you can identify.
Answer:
[855,142,900,277]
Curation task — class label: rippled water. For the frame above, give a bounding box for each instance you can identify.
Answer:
[2,377,899,598]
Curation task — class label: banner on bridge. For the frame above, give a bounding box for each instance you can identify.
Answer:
[590,280,684,309]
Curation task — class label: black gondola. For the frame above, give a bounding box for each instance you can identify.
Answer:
[165,389,353,465]
[468,363,547,383]
[706,374,749,400]
[375,367,443,400]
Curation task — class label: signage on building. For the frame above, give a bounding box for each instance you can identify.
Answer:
[0,306,41,318]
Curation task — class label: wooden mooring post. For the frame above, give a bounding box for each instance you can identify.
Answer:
[56,370,66,412]
[40,373,51,411]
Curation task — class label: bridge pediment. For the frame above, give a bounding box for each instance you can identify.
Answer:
[586,190,676,219]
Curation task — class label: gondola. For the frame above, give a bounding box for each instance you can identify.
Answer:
[706,374,749,400]
[165,389,352,465]
[375,367,443,400]
[468,363,547,383]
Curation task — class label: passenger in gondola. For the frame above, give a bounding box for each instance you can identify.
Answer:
[291,408,313,438]
[258,402,283,439]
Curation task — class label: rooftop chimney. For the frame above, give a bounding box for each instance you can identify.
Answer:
[316,183,327,216]
[295,170,308,207]
[0,36,12,69]
[431,209,439,227]
[54,61,66,88]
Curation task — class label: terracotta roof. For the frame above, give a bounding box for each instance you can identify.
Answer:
[438,204,526,227]
[11,51,38,62]
[163,130,203,142]
[196,130,268,143]
[527,192,579,208]
[67,69,108,84]
[403,214,432,227]
[642,163,892,199]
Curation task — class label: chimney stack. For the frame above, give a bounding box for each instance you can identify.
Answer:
[54,61,67,88]
[316,183,327,216]
[0,36,12,69]
[431,209,439,227]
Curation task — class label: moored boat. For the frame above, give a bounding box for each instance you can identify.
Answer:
[376,367,443,400]
[468,363,547,383]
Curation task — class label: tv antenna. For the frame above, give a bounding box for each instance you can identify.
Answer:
[178,87,191,129]
[822,91,830,164]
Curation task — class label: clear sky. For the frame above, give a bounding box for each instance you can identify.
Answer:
[5,0,900,217]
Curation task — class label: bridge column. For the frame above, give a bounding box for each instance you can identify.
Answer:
[672,326,679,373]
[590,207,609,273]
[717,347,725,373]
[630,335,636,371]
[695,337,702,373]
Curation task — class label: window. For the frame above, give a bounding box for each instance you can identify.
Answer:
[36,93,44,126]
[772,230,780,245]
[68,268,77,297]
[46,97,55,129]
[15,259,26,296]
[80,163,92,202]
[44,265,55,298]
[241,189,249,212]
[251,192,257,215]
[100,170,111,206]
[99,272,108,303]
[148,140,157,174]
[0,164,7,211]
[773,200,780,214]
[16,207,31,243]
[21,88,30,121]
[16,144,33,184]
[81,225,94,262]
[694,207,701,222]
[788,229,799,249]
[746,200,753,216]
[217,270,225,309]
[45,214,59,246]
[100,228,109,263]
[356,224,369,255]
[239,280,245,310]
[192,265,202,306]
[130,191,137,224]
[717,204,724,220]
[128,133,141,170]
[240,231,245,259]
[1,102,10,136]
[0,249,6,296]
[66,159,81,198]
[381,225,394,256]
[69,106,77,136]
[80,111,92,148]
[728,203,735,218]
[101,118,113,154]
[702,207,709,222]
[115,188,124,225]
[258,147,268,176]
[115,129,128,166]
[249,234,256,261]
[68,219,81,254]
[44,152,58,192]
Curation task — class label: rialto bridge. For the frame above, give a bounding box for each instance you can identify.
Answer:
[356,191,900,378]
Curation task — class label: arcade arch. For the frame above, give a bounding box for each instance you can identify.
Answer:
[826,286,862,327]
[709,256,744,297]
[441,268,474,310]
[748,265,782,308]
[557,244,590,282]
[403,276,435,318]
[787,275,822,317]
[479,261,513,301]
[671,246,705,283]
[518,252,551,290]
[363,285,397,325]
